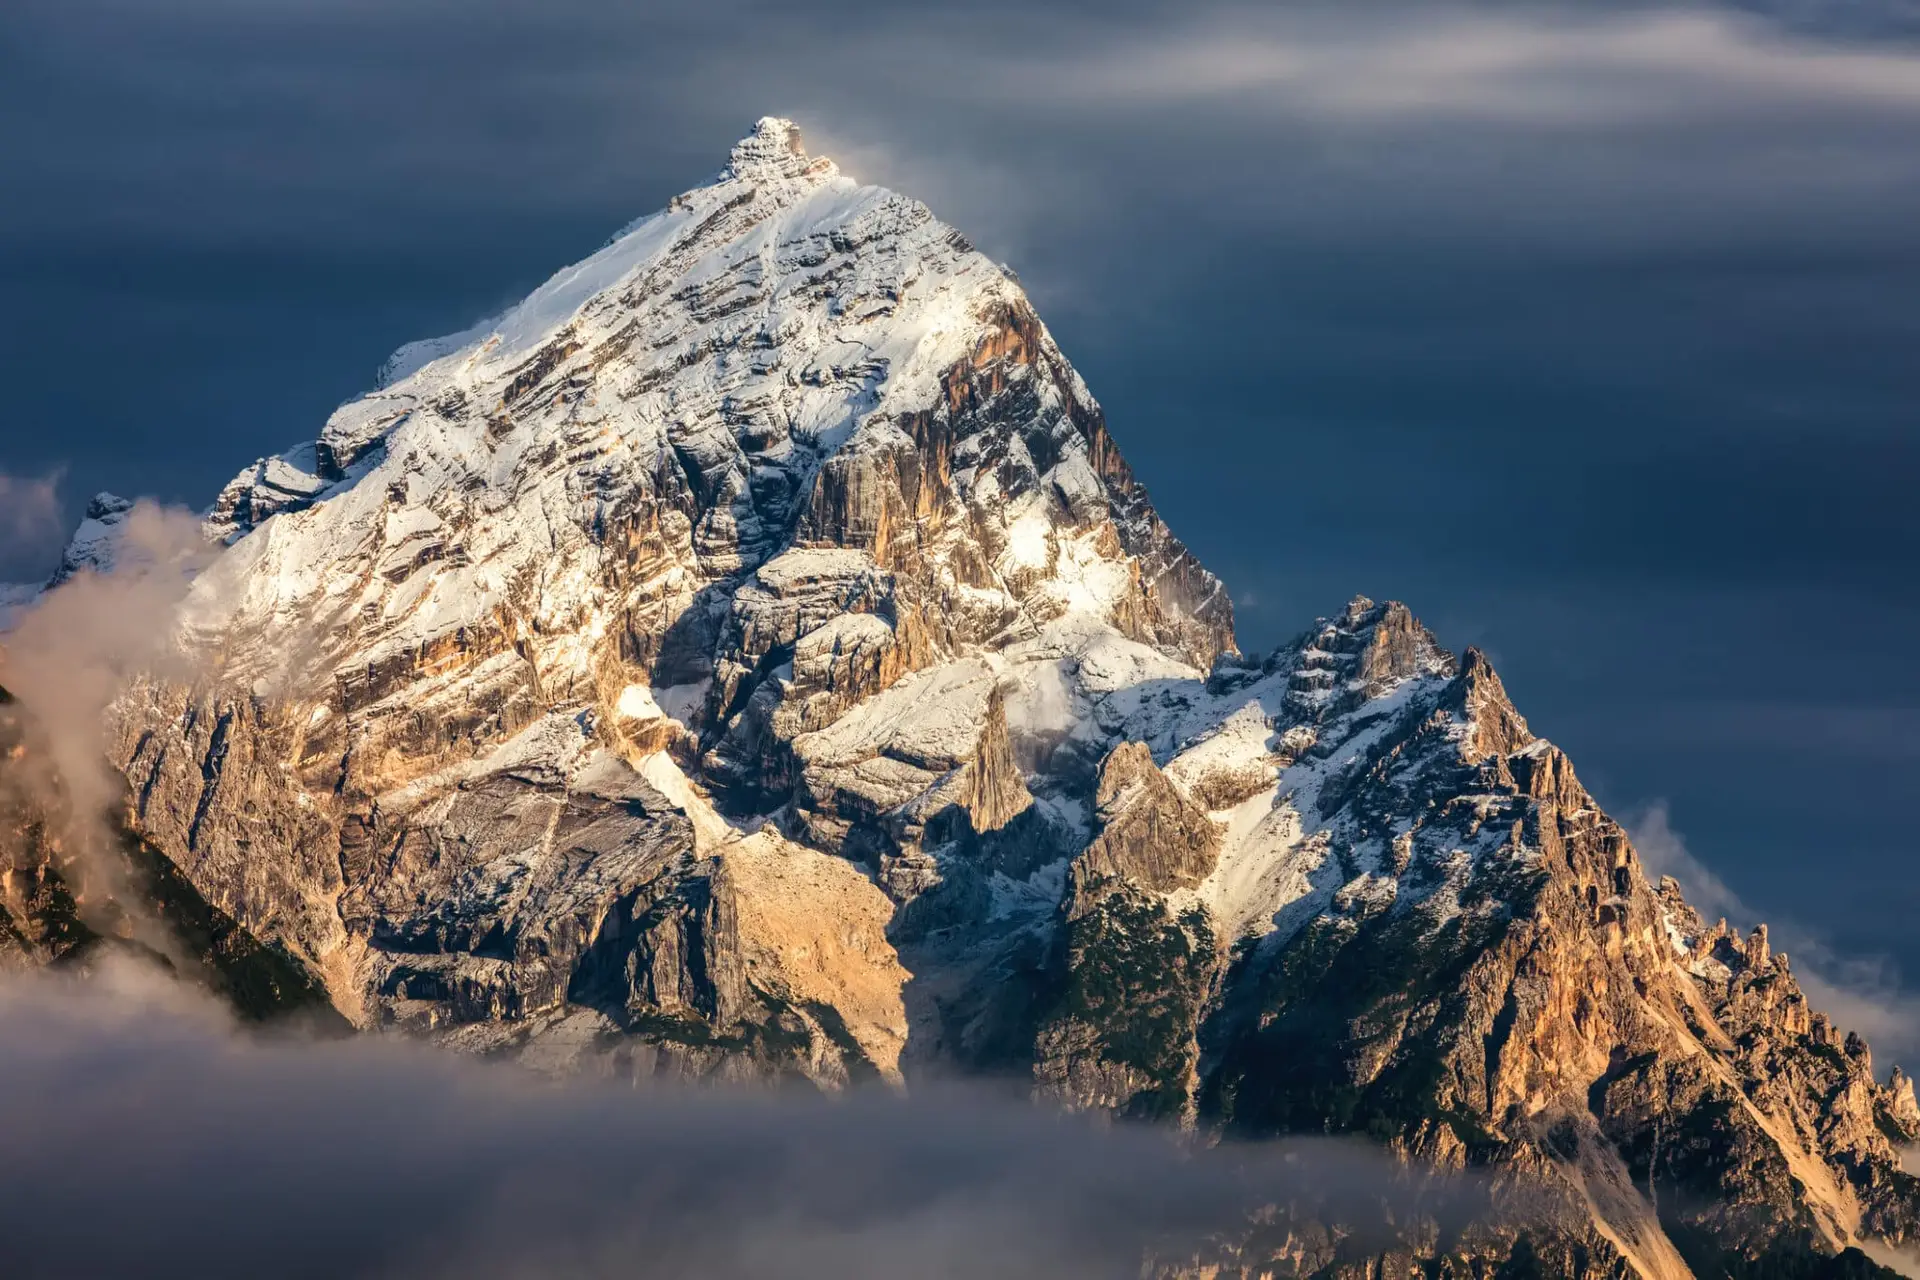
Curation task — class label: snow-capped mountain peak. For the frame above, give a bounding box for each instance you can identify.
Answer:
[721,115,824,182]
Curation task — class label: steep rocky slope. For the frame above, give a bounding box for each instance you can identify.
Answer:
[0,685,337,1022]
[1046,600,1920,1279]
[3,120,1915,1278]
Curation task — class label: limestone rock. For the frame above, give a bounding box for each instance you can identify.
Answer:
[1072,741,1219,904]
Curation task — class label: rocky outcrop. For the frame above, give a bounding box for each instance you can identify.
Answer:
[0,684,338,1022]
[713,830,909,1080]
[48,493,136,585]
[1034,885,1214,1123]
[1150,611,1915,1280]
[1071,741,1218,901]
[1884,1068,1920,1144]
[1031,742,1223,1121]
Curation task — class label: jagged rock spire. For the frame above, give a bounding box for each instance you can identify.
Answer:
[723,116,814,179]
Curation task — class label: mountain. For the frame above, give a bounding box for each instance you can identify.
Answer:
[0,493,136,626]
[3,118,1916,1278]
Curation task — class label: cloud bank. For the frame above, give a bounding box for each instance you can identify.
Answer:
[992,8,1920,120]
[0,962,1483,1280]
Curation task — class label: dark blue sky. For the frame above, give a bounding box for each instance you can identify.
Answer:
[3,2,1916,1044]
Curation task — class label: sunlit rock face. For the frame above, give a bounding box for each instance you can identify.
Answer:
[9,119,1912,1279]
[0,685,338,1022]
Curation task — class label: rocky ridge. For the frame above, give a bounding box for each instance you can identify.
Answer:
[2,120,1915,1279]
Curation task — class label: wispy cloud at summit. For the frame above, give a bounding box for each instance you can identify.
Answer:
[994,8,1920,120]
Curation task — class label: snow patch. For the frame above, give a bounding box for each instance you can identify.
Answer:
[1004,507,1055,570]
[638,750,739,852]
[755,547,875,592]
[477,709,596,783]
[616,685,665,722]
[988,859,1070,922]
[652,680,711,727]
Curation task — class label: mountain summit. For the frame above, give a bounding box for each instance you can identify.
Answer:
[3,120,1915,1279]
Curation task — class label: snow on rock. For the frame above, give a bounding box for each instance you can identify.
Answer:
[102,116,1238,1085]
[178,117,1229,799]
[48,493,135,585]
[794,658,999,815]
[615,684,665,722]
[206,444,331,541]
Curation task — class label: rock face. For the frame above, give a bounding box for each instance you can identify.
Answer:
[110,117,1229,1074]
[0,685,338,1022]
[2,119,1914,1278]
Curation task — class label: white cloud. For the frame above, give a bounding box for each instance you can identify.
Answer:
[996,9,1920,122]
[0,498,215,939]
[0,960,1486,1280]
